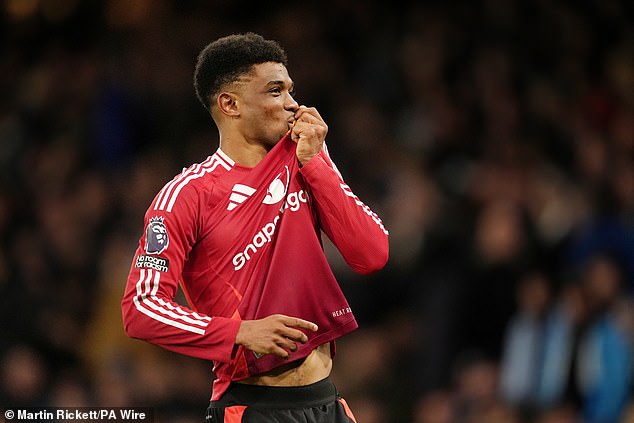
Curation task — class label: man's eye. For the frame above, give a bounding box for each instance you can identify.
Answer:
[270,88,281,94]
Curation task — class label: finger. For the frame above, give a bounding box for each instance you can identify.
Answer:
[269,344,290,359]
[290,123,300,142]
[276,336,298,353]
[291,121,322,140]
[290,121,311,142]
[280,315,319,332]
[295,112,321,125]
[295,106,324,123]
[290,121,307,137]
[285,119,296,136]
[295,114,323,128]
[295,105,320,118]
[279,327,309,343]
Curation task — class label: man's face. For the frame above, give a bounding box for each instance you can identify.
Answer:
[233,62,299,147]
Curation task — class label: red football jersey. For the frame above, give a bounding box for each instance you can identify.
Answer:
[121,134,389,400]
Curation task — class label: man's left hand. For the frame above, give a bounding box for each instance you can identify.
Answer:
[291,106,328,166]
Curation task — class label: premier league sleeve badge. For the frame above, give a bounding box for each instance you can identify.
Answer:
[145,216,169,254]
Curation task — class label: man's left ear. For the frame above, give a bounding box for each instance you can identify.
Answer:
[216,92,240,117]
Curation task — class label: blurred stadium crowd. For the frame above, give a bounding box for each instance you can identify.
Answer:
[0,0,632,422]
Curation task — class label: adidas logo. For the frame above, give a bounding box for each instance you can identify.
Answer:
[226,167,290,211]
[227,184,256,210]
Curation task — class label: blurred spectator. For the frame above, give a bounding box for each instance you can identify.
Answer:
[414,390,454,423]
[500,254,634,422]
[0,345,48,407]
[457,199,532,360]
[499,272,553,411]
[535,282,587,411]
[534,404,579,423]
[452,352,500,421]
[576,254,633,423]
[499,273,589,419]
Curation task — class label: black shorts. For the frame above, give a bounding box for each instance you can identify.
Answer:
[205,378,357,423]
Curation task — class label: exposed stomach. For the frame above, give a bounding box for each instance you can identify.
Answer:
[238,343,332,386]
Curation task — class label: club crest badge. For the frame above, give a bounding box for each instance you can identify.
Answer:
[145,216,169,255]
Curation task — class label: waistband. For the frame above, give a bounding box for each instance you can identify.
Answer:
[210,378,337,409]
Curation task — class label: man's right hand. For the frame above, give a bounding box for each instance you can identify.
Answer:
[235,314,319,359]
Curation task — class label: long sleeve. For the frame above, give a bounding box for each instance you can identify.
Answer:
[299,145,389,274]
[121,176,240,363]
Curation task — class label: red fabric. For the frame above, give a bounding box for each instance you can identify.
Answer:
[121,134,389,400]
[338,398,358,422]
[223,405,247,423]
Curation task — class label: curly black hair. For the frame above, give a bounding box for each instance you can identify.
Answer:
[194,33,288,112]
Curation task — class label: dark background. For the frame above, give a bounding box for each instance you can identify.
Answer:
[0,1,632,422]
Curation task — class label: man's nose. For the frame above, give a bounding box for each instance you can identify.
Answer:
[285,94,299,111]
